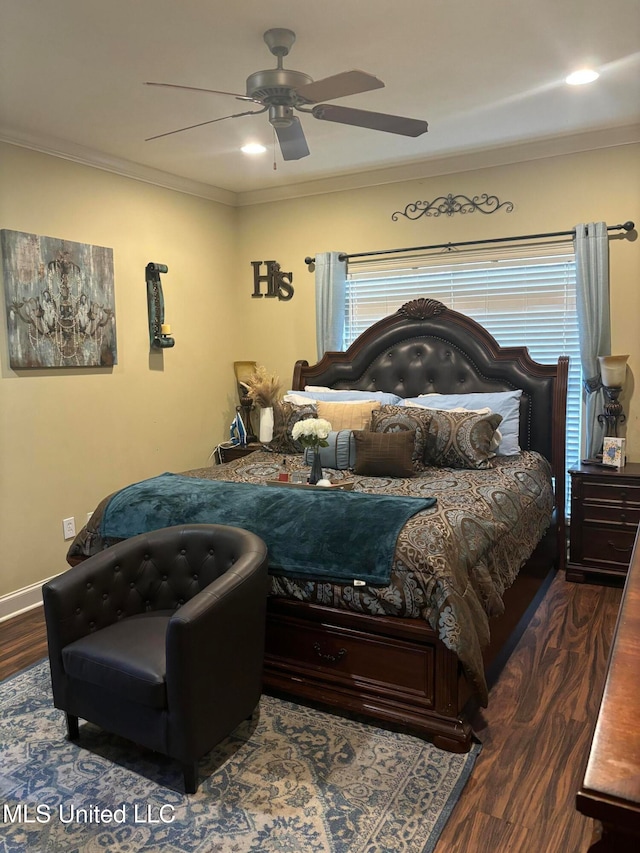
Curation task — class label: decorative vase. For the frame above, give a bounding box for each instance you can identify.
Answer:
[308,447,323,485]
[259,406,274,443]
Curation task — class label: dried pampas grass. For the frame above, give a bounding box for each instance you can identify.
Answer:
[242,365,281,408]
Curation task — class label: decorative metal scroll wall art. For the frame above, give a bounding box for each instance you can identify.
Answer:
[1,229,117,369]
[392,193,514,222]
[146,263,175,349]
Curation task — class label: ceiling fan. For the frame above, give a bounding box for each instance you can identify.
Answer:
[145,28,428,160]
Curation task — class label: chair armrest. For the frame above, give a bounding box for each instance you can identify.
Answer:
[165,544,268,755]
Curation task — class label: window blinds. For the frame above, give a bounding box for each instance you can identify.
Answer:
[345,247,581,511]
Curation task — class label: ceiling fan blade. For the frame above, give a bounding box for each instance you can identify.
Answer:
[312,104,428,137]
[145,107,267,141]
[295,70,384,104]
[145,81,257,102]
[275,117,310,160]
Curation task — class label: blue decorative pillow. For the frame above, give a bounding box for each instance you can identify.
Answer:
[303,430,356,469]
[403,390,523,455]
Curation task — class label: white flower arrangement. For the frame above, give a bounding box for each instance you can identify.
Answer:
[291,418,332,449]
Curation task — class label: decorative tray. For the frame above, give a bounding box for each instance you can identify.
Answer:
[265,479,355,491]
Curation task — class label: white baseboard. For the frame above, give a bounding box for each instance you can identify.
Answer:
[0,576,59,623]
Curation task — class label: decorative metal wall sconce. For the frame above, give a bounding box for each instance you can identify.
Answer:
[146,262,175,348]
[233,360,258,443]
[392,193,514,221]
[597,354,629,438]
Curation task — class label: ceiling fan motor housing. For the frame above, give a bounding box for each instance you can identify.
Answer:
[245,68,313,106]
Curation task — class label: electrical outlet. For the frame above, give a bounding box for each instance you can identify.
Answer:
[62,517,76,540]
[86,511,93,523]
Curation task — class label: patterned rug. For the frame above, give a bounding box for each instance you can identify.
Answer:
[0,662,480,852]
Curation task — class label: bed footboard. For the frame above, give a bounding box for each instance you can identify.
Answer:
[264,597,474,752]
[264,534,556,752]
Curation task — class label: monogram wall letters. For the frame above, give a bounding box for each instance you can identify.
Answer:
[251,260,294,301]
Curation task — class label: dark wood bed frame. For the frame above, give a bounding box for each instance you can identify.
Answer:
[263,298,568,752]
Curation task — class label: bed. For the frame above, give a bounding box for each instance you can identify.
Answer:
[67,298,568,752]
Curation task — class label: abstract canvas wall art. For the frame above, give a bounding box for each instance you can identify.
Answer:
[1,230,117,368]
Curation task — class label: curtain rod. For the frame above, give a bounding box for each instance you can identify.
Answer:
[304,221,635,268]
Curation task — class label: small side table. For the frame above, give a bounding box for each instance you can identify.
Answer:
[214,443,262,465]
[567,461,640,583]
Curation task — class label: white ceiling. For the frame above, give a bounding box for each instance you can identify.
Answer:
[1,0,639,203]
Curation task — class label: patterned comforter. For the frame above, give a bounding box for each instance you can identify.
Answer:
[68,449,554,704]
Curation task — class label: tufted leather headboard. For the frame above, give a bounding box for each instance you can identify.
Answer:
[292,298,569,519]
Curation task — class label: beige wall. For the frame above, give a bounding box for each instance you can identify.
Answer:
[0,143,239,598]
[236,142,640,448]
[1,140,639,602]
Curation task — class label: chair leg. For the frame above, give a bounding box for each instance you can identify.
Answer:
[66,714,79,740]
[182,761,198,795]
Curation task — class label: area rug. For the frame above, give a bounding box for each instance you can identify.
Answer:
[0,662,480,852]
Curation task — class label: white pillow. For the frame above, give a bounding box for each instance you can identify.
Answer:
[287,389,403,405]
[284,393,384,406]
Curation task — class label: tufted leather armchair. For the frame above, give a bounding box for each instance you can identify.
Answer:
[42,523,268,793]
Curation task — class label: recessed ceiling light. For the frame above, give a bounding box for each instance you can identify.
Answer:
[566,69,599,86]
[241,142,267,155]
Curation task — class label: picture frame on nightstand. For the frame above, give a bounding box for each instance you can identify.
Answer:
[602,437,626,468]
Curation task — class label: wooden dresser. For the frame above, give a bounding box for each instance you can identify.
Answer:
[576,529,640,850]
[567,462,640,584]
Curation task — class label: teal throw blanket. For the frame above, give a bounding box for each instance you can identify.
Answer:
[100,474,436,586]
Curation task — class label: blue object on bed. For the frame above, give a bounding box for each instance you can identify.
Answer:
[100,473,435,586]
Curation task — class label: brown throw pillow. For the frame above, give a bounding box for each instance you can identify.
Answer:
[270,401,317,453]
[353,430,416,478]
[424,409,503,469]
[370,405,432,471]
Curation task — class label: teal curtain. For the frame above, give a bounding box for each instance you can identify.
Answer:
[315,252,347,360]
[574,222,610,459]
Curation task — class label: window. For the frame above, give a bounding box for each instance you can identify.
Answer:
[344,246,581,512]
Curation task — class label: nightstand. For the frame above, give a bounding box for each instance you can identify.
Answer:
[567,461,640,583]
[214,443,262,465]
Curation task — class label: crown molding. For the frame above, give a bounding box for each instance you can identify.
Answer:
[0,126,237,207]
[1,123,638,210]
[235,123,640,206]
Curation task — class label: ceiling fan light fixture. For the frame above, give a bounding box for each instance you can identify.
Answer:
[241,142,267,155]
[565,68,599,85]
[269,105,294,128]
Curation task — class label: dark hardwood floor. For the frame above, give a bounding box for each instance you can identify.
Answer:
[0,571,622,852]
[436,570,622,853]
[0,605,48,681]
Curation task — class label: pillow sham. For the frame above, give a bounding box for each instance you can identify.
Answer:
[370,405,432,471]
[405,402,503,453]
[270,401,317,453]
[353,430,416,478]
[424,409,503,469]
[316,400,380,431]
[303,429,356,469]
[405,391,522,455]
[287,389,403,406]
